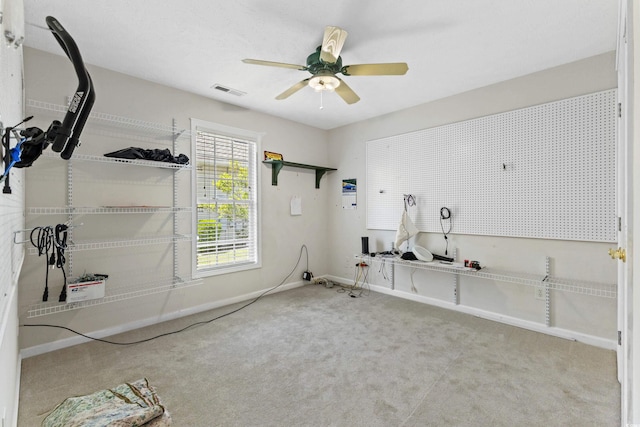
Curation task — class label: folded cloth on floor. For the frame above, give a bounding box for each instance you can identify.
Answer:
[42,378,171,427]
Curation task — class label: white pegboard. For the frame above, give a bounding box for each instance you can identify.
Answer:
[366,89,617,242]
[0,5,26,341]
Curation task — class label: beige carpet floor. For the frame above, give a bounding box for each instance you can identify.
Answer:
[18,284,619,426]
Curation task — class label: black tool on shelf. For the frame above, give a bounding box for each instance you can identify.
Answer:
[431,253,454,263]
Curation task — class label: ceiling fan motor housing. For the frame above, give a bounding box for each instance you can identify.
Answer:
[307,46,343,75]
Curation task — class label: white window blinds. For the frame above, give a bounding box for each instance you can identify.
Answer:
[193,121,259,274]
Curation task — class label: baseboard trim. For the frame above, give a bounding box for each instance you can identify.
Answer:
[21,273,616,356]
[12,352,21,427]
[20,281,305,358]
[325,275,616,351]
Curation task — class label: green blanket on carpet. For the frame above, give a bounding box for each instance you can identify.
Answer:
[42,378,171,427]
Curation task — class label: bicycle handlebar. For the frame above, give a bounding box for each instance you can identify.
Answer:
[45,16,95,159]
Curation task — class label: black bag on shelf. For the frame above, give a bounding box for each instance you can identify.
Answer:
[104,147,189,164]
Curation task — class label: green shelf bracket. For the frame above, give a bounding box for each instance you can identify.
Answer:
[269,160,284,186]
[263,160,337,189]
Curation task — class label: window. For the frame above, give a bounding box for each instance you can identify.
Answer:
[191,119,261,276]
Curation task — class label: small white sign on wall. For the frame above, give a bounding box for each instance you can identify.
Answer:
[342,179,357,209]
[291,196,302,216]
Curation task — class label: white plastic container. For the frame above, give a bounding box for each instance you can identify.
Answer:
[66,278,106,303]
[412,245,433,262]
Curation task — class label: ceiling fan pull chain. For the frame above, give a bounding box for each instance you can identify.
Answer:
[319,90,324,110]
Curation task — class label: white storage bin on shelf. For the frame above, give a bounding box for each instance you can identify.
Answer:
[66,275,107,303]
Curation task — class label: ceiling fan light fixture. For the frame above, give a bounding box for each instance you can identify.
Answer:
[309,74,340,92]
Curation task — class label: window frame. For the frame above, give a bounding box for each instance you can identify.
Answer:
[191,118,262,278]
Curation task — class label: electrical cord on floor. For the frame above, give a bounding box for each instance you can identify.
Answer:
[313,277,330,287]
[312,275,370,298]
[334,283,370,298]
[21,244,310,346]
[338,262,369,298]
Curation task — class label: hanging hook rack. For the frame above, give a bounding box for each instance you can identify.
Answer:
[403,194,416,211]
[13,222,83,244]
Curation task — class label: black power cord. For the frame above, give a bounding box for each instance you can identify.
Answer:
[30,226,54,302]
[21,244,311,346]
[54,224,68,302]
[440,207,452,256]
[30,224,69,302]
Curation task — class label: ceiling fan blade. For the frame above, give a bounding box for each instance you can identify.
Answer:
[342,62,409,76]
[242,58,307,71]
[320,26,348,64]
[276,78,311,100]
[334,78,360,104]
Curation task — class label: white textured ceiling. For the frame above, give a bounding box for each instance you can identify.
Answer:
[23,0,617,130]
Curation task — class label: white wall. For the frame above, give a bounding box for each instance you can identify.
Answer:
[20,47,331,352]
[630,1,640,422]
[0,0,25,424]
[326,52,619,347]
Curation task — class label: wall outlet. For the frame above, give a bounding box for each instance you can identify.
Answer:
[534,285,546,300]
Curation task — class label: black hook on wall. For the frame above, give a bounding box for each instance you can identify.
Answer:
[403,194,416,211]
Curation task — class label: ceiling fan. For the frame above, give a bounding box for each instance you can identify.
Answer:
[242,26,409,105]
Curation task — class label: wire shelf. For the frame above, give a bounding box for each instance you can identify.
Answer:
[27,99,192,142]
[358,255,617,298]
[23,101,197,319]
[26,276,203,318]
[28,234,192,255]
[41,150,191,170]
[28,206,192,215]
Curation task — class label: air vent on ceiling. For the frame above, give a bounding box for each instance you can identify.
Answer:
[211,84,246,97]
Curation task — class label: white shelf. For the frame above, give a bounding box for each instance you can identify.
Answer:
[357,255,616,299]
[28,206,191,215]
[27,99,191,142]
[28,235,192,255]
[26,277,203,318]
[23,100,196,318]
[42,150,190,170]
